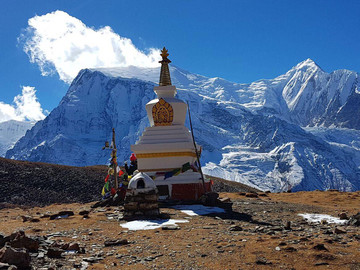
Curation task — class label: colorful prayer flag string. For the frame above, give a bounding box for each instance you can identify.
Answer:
[164,162,192,179]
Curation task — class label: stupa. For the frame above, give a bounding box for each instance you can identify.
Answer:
[131,48,212,200]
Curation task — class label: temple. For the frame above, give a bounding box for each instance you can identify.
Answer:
[131,48,212,200]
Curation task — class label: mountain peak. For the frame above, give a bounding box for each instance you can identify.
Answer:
[293,58,323,72]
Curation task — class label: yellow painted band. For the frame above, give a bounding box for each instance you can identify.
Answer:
[137,151,197,159]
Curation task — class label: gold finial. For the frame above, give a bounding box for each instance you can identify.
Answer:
[159,47,172,86]
[160,47,169,59]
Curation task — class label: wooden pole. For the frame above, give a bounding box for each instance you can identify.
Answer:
[187,101,207,193]
[112,128,118,190]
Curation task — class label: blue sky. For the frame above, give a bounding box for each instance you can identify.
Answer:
[0,0,359,121]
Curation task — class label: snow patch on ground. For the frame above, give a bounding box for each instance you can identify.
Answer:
[298,213,348,224]
[120,219,189,231]
[171,205,226,216]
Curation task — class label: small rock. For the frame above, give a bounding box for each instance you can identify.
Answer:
[73,263,82,268]
[104,239,128,247]
[47,247,63,258]
[30,218,40,223]
[245,193,258,198]
[299,237,309,241]
[83,257,103,263]
[256,257,271,265]
[161,224,180,230]
[21,215,31,222]
[314,253,336,260]
[314,262,329,266]
[271,226,283,231]
[334,227,346,234]
[284,246,297,252]
[67,243,80,251]
[49,211,74,220]
[79,210,90,216]
[284,221,291,230]
[313,244,328,251]
[219,197,231,203]
[229,225,243,231]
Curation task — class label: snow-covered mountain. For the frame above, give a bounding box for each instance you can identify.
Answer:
[6,60,360,191]
[0,120,35,156]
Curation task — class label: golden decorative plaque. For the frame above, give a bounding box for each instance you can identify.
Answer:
[152,98,174,126]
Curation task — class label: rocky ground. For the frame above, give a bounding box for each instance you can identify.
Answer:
[0,158,359,269]
[0,158,106,207]
[0,190,359,269]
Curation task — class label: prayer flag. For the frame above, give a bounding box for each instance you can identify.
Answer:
[181,162,191,172]
[172,168,181,176]
[164,171,173,179]
[101,181,110,196]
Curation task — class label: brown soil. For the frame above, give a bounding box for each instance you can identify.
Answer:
[1,190,359,269]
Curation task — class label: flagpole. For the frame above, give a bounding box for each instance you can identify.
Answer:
[112,128,118,190]
[187,101,207,194]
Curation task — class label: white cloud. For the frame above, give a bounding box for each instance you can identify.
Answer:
[20,10,160,83]
[0,86,46,123]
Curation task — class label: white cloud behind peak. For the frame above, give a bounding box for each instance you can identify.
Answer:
[0,86,47,123]
[20,10,161,83]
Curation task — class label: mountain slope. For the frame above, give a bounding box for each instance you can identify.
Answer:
[95,60,360,129]
[7,71,154,166]
[6,61,360,191]
[0,120,34,157]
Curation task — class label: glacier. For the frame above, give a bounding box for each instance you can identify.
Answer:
[6,60,360,192]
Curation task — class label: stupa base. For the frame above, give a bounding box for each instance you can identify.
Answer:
[143,171,212,200]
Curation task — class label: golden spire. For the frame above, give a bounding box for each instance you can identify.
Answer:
[159,47,172,86]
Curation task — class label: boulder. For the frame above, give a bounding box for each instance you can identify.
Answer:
[349,212,360,226]
[7,231,39,252]
[338,212,348,220]
[0,263,10,269]
[0,245,30,269]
